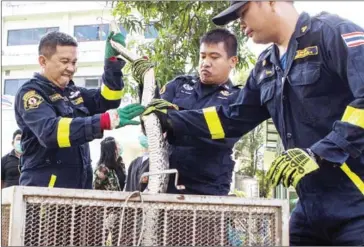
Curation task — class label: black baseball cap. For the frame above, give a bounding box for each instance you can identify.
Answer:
[212,1,248,26]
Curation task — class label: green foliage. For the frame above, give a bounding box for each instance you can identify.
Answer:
[233,123,272,198]
[232,189,246,198]
[233,124,264,177]
[231,68,251,87]
[256,169,272,198]
[112,1,256,86]
[111,1,270,196]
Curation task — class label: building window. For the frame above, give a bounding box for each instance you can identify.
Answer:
[119,25,128,38]
[4,79,30,96]
[74,24,127,42]
[144,23,158,39]
[7,27,59,46]
[72,76,101,88]
[85,78,100,89]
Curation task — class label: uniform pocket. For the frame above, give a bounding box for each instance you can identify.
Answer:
[289,62,335,123]
[53,101,74,117]
[74,106,90,117]
[260,81,276,117]
[260,81,275,105]
[289,62,321,87]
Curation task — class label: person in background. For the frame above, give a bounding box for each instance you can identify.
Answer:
[1,129,23,188]
[93,137,126,191]
[125,134,149,192]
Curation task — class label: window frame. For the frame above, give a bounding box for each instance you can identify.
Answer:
[144,23,158,39]
[73,24,128,42]
[73,24,109,42]
[3,78,31,96]
[84,78,100,89]
[7,27,59,46]
[72,76,102,89]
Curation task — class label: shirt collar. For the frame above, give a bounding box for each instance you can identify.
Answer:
[293,12,312,39]
[10,149,20,159]
[196,77,234,89]
[34,73,75,89]
[264,12,312,65]
[221,79,234,90]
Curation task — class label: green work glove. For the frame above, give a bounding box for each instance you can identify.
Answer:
[107,103,145,129]
[105,31,126,59]
[266,148,319,188]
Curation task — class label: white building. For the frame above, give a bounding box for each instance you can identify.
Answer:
[1,1,158,166]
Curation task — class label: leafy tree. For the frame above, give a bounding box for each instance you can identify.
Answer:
[112,1,256,86]
[234,124,264,177]
[111,1,272,196]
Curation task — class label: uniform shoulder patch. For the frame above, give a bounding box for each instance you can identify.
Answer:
[23,90,44,110]
[341,32,364,48]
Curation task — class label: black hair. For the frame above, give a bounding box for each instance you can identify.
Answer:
[38,31,78,58]
[97,137,119,170]
[200,28,238,57]
[12,129,22,141]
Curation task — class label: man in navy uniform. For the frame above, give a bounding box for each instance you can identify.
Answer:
[142,28,241,196]
[15,31,144,189]
[162,29,242,195]
[144,1,364,245]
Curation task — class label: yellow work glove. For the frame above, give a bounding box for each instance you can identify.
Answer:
[142,99,179,116]
[141,99,178,133]
[132,57,155,85]
[267,148,319,188]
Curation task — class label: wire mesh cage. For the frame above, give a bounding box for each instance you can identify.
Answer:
[1,186,289,246]
[1,204,11,247]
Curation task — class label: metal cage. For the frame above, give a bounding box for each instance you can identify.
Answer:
[1,186,289,246]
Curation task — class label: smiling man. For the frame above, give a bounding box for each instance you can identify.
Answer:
[14,31,144,189]
[143,1,364,245]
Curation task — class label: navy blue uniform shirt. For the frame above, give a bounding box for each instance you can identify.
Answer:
[15,58,125,188]
[161,75,241,195]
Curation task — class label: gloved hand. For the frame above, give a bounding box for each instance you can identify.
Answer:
[132,57,155,85]
[267,148,320,188]
[105,31,126,59]
[143,99,179,115]
[101,103,145,130]
[142,99,178,132]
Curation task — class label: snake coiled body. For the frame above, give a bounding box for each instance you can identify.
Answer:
[109,30,170,245]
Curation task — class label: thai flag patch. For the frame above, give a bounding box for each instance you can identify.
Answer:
[341,32,364,48]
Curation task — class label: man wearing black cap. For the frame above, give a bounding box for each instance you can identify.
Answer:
[144,1,364,245]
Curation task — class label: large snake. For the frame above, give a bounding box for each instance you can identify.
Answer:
[108,21,184,246]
